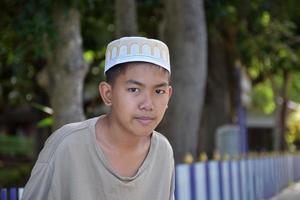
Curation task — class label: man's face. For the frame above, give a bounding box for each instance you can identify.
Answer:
[110,63,172,137]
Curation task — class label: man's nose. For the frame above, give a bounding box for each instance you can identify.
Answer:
[139,92,154,111]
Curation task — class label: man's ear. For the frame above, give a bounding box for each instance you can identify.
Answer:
[168,86,173,99]
[99,81,112,106]
[165,86,172,109]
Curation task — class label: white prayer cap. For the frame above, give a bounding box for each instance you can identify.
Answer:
[104,36,170,73]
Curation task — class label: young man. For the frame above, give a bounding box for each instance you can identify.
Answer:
[22,37,174,200]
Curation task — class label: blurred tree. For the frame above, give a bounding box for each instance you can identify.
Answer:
[239,7,300,151]
[0,0,115,186]
[1,0,300,169]
[268,0,300,151]
[0,1,90,130]
[0,1,50,113]
[42,3,89,130]
[286,105,300,150]
[160,0,207,162]
[200,0,300,155]
[198,0,240,158]
[115,0,138,37]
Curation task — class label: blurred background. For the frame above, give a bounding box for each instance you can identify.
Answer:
[1,0,300,187]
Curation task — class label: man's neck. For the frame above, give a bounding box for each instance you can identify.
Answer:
[95,115,151,151]
[95,115,152,177]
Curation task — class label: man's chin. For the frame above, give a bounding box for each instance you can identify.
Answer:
[133,128,154,137]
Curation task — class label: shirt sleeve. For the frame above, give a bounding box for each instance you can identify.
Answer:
[22,161,54,200]
[169,159,175,200]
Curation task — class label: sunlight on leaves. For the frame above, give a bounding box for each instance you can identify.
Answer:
[84,50,95,64]
[37,116,53,128]
[286,106,300,148]
[261,11,270,27]
[251,81,275,114]
[31,102,53,115]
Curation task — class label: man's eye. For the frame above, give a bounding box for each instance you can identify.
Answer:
[128,88,139,93]
[156,89,165,94]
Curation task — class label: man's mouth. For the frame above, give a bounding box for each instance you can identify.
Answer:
[135,116,155,126]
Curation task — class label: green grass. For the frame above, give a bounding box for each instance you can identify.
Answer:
[0,162,32,187]
[0,135,35,157]
[0,134,35,186]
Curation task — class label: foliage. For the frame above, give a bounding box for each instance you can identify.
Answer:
[0,0,115,117]
[137,0,162,37]
[250,72,300,115]
[0,128,36,187]
[286,106,300,150]
[289,72,300,102]
[1,0,300,185]
[0,1,52,113]
[239,11,299,76]
[250,80,275,114]
[0,135,34,158]
[37,117,54,128]
[205,0,300,117]
[235,2,300,118]
[0,163,33,187]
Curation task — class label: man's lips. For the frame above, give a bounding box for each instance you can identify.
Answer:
[135,116,155,126]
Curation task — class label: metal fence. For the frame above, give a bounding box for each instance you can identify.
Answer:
[1,153,300,200]
[175,153,300,200]
[0,188,23,200]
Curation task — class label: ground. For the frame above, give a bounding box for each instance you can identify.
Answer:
[271,182,300,200]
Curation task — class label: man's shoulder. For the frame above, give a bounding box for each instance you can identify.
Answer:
[153,130,173,155]
[36,118,96,163]
[47,119,92,144]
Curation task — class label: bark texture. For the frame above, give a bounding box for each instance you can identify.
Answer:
[115,0,138,37]
[46,7,88,130]
[160,0,207,162]
[273,70,290,151]
[198,36,232,157]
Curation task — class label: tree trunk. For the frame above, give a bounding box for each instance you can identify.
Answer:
[115,0,138,37]
[273,70,290,151]
[46,7,88,130]
[160,0,207,163]
[197,35,231,158]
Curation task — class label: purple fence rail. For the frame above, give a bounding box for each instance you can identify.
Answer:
[0,188,23,200]
[175,153,300,200]
[1,154,300,200]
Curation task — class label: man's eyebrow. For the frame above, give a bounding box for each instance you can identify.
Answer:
[125,79,144,87]
[155,82,169,88]
[125,79,169,87]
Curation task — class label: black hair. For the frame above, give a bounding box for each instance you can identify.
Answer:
[105,62,170,85]
[105,63,130,85]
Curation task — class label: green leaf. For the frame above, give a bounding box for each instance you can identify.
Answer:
[251,81,275,114]
[31,102,53,114]
[37,116,53,128]
[84,50,95,64]
[261,11,270,27]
